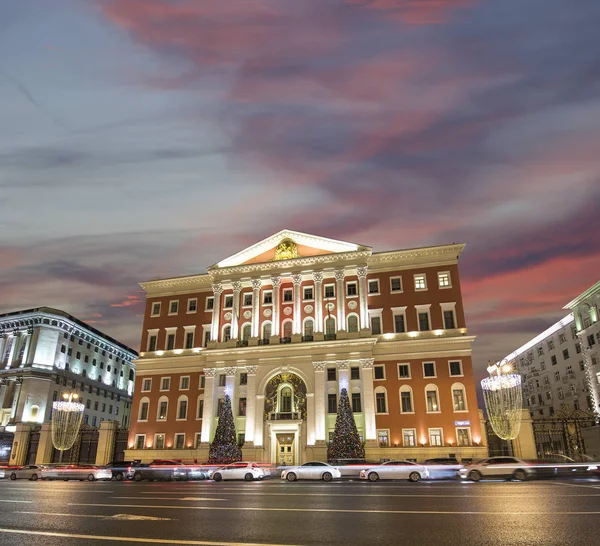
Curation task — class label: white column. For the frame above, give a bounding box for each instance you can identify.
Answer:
[224,367,236,396]
[244,366,258,443]
[313,361,326,441]
[251,280,262,338]
[19,331,32,368]
[313,272,324,333]
[360,358,377,441]
[230,281,242,340]
[292,274,302,335]
[271,276,281,337]
[5,334,17,369]
[210,284,223,342]
[254,395,265,446]
[200,368,216,443]
[334,269,346,331]
[357,266,370,330]
[337,360,349,394]
[306,393,315,445]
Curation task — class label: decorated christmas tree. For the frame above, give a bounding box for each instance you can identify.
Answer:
[208,394,242,464]
[328,388,365,461]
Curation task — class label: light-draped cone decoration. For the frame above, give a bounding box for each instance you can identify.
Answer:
[51,400,85,452]
[481,374,523,440]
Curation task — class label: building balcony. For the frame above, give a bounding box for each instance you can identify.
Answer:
[267,411,302,421]
[236,340,249,347]
[258,338,270,346]
[324,333,337,341]
[301,335,314,342]
[280,337,292,344]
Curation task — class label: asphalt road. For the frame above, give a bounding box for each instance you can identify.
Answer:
[0,477,599,545]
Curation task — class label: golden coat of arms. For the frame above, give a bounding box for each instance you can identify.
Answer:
[273,239,300,261]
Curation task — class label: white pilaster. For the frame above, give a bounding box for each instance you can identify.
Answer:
[357,266,370,330]
[251,280,262,338]
[360,358,377,441]
[306,393,315,445]
[224,366,236,396]
[5,334,17,369]
[230,281,242,340]
[313,361,327,441]
[210,284,223,342]
[254,394,265,446]
[244,366,258,443]
[292,274,302,335]
[200,368,216,443]
[313,272,324,333]
[337,360,349,393]
[271,276,281,337]
[334,269,346,331]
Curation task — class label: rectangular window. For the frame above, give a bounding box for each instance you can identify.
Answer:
[401,391,413,413]
[224,295,233,309]
[346,282,358,296]
[351,393,362,413]
[102,403,106,413]
[377,430,389,447]
[437,272,451,288]
[327,368,337,381]
[328,394,337,413]
[453,388,466,411]
[166,334,176,351]
[576,343,581,354]
[559,332,567,344]
[374,365,385,380]
[187,299,197,313]
[218,374,226,387]
[554,371,560,381]
[303,287,314,300]
[390,277,403,293]
[178,399,188,420]
[240,373,248,385]
[161,377,171,391]
[180,376,190,390]
[169,300,179,315]
[588,334,596,347]
[151,302,161,317]
[92,416,97,427]
[282,288,293,302]
[547,339,555,350]
[563,349,570,360]
[449,361,463,376]
[139,402,149,421]
[423,362,436,377]
[418,312,430,331]
[263,291,273,304]
[185,331,194,349]
[398,364,410,379]
[375,392,387,413]
[142,378,152,392]
[426,389,439,412]
[457,427,471,447]
[238,397,247,416]
[175,434,185,450]
[537,346,544,356]
[443,310,456,329]
[394,314,406,333]
[158,401,168,420]
[414,274,427,291]
[551,355,557,366]
[350,367,360,380]
[200,375,206,389]
[429,428,443,446]
[205,297,214,311]
[403,429,416,447]
[324,284,335,298]
[371,316,382,335]
[243,293,253,307]
[135,434,146,450]
[94,401,99,411]
[368,279,380,295]
[147,335,157,352]
[154,434,165,449]
[197,399,204,419]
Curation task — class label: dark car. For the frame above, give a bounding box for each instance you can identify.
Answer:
[104,460,142,481]
[132,460,185,482]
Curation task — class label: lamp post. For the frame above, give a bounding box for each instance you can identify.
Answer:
[481,360,523,447]
[52,392,84,463]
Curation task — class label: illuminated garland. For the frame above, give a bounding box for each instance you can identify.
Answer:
[481,374,523,440]
[51,400,85,452]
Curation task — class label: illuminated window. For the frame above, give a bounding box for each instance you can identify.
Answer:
[403,429,416,447]
[377,430,389,447]
[456,427,471,446]
[452,385,467,411]
[438,272,451,288]
[426,386,440,412]
[414,274,427,291]
[429,428,443,446]
[174,434,185,450]
[154,434,165,449]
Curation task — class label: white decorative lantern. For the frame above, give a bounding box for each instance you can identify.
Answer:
[481,365,523,441]
[52,393,84,462]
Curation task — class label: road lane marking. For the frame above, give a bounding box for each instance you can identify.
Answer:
[68,503,600,515]
[17,511,174,521]
[128,492,600,498]
[113,497,226,501]
[0,528,299,545]
[0,487,114,492]
[0,500,33,503]
[554,482,600,490]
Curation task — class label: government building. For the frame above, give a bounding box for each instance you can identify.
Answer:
[126,230,486,464]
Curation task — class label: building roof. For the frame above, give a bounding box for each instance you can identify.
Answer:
[563,280,600,310]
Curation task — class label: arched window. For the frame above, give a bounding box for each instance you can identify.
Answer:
[374,386,388,414]
[262,321,272,340]
[399,385,414,413]
[325,317,336,335]
[279,386,293,413]
[451,383,468,412]
[138,396,150,421]
[156,396,169,421]
[347,314,359,333]
[303,318,314,338]
[242,323,251,341]
[222,325,231,342]
[282,320,293,339]
[177,395,188,420]
[425,384,440,413]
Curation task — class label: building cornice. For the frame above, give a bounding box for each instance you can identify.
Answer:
[563,280,600,310]
[367,243,466,270]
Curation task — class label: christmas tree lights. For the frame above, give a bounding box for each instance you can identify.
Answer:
[208,394,242,464]
[327,388,365,461]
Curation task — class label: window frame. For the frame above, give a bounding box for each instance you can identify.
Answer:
[437,271,452,289]
[174,433,186,450]
[422,361,437,378]
[456,427,472,447]
[425,384,441,413]
[187,298,198,314]
[391,307,407,333]
[399,386,414,414]
[150,302,161,317]
[428,427,444,446]
[205,297,214,311]
[448,360,463,377]
[414,273,427,291]
[416,305,432,332]
[160,377,171,392]
[179,376,190,391]
[282,288,293,303]
[303,286,314,302]
[402,428,417,447]
[141,378,152,393]
[176,396,188,421]
[375,388,388,414]
[367,278,380,296]
[377,429,390,447]
[451,383,468,412]
[242,293,253,308]
[389,276,403,293]
[324,283,335,299]
[397,363,411,379]
[168,300,179,316]
[262,291,273,305]
[345,281,358,298]
[373,365,386,380]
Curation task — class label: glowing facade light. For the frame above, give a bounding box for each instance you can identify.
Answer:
[52,393,84,462]
[481,371,523,441]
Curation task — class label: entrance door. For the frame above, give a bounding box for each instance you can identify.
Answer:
[276,433,295,466]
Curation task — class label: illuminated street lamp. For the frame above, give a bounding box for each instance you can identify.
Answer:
[52,392,84,463]
[481,360,523,441]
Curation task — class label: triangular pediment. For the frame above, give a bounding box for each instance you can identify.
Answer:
[210,229,371,269]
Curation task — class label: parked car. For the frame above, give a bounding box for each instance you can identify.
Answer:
[9,465,45,481]
[41,464,112,481]
[132,460,185,482]
[359,460,429,482]
[423,458,463,480]
[173,465,211,481]
[281,462,342,482]
[457,457,534,482]
[103,461,142,481]
[210,462,268,482]
[0,468,6,479]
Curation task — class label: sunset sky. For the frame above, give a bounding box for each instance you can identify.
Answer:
[1,0,599,383]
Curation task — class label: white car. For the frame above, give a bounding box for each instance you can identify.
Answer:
[210,462,267,482]
[359,460,429,482]
[41,464,113,481]
[457,456,534,482]
[281,462,342,482]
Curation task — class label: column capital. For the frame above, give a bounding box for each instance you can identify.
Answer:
[291,274,303,285]
[357,266,368,278]
[334,269,345,281]
[232,281,243,292]
[251,279,262,290]
[313,361,327,372]
[336,360,349,370]
[246,365,258,376]
[203,367,217,378]
[212,283,224,295]
[224,366,237,377]
[271,276,282,288]
[313,271,324,283]
[359,358,375,369]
